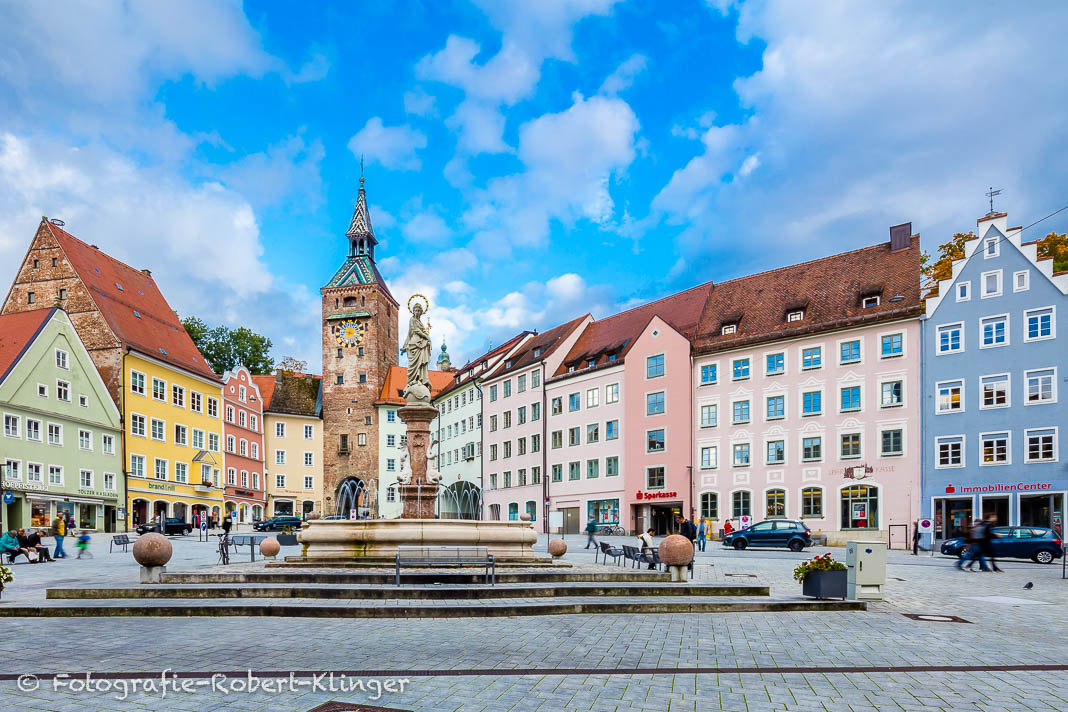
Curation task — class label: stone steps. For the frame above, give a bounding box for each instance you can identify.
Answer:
[46,583,770,600]
[273,557,563,568]
[160,570,669,585]
[0,597,865,618]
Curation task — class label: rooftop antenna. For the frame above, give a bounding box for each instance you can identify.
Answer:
[360,154,365,187]
[986,187,1002,216]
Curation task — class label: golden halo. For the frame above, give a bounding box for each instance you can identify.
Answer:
[407,293,429,314]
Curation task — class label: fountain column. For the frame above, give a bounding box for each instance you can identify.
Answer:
[397,404,440,518]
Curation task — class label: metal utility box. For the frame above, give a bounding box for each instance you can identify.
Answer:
[846,540,887,600]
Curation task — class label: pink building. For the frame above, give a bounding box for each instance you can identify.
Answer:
[221,365,266,523]
[481,316,590,532]
[690,233,923,546]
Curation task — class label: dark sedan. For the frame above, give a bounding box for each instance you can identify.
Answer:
[136,518,192,536]
[721,520,812,551]
[940,526,1063,564]
[252,516,303,532]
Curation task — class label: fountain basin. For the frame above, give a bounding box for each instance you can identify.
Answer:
[298,519,539,560]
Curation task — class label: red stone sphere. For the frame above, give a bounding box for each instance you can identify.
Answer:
[259,537,281,557]
[658,534,694,566]
[547,538,567,557]
[132,532,173,567]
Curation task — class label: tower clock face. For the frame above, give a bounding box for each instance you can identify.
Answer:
[334,319,363,347]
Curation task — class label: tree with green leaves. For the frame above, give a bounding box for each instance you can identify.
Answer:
[1037,231,1068,273]
[181,316,274,375]
[921,232,974,294]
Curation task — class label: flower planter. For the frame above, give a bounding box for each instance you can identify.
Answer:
[276,534,299,546]
[801,568,847,600]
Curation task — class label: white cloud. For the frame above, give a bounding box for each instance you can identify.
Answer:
[599,54,648,96]
[216,133,325,210]
[654,1,1068,282]
[401,209,452,245]
[285,52,331,84]
[0,132,321,367]
[347,118,428,171]
[403,88,438,117]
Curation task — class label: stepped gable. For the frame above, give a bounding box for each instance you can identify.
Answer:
[375,366,456,406]
[553,281,712,377]
[491,315,589,379]
[694,237,922,354]
[43,221,218,381]
[253,371,320,416]
[0,308,53,382]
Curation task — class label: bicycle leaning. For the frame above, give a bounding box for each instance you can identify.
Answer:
[598,523,625,536]
[217,533,230,565]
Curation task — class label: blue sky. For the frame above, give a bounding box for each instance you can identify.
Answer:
[2,1,1067,370]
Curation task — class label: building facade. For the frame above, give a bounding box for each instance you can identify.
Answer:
[255,371,324,518]
[221,366,266,523]
[321,180,399,519]
[482,316,591,533]
[691,228,923,546]
[922,212,1067,540]
[2,218,225,528]
[1,308,123,532]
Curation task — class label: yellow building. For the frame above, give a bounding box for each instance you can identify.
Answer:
[124,352,225,526]
[253,372,324,518]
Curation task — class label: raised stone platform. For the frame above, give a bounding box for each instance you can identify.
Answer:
[298,518,539,559]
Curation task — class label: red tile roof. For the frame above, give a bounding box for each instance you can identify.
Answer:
[553,282,712,377]
[693,237,922,354]
[0,308,53,383]
[434,330,533,398]
[489,314,590,380]
[250,375,277,410]
[44,221,218,382]
[376,366,458,406]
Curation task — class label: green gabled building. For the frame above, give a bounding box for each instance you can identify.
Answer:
[1,307,124,532]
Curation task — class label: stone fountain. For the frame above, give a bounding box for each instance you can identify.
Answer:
[298,295,538,561]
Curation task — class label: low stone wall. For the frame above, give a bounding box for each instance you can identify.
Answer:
[298,519,539,560]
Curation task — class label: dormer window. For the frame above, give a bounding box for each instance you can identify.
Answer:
[567,365,575,373]
[586,359,596,368]
[608,353,617,362]
[862,296,881,308]
[787,310,804,322]
[533,348,542,357]
[721,324,737,335]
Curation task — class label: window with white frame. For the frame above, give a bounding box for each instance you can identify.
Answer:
[700,446,717,469]
[3,414,19,438]
[386,458,396,471]
[276,422,286,437]
[226,435,235,452]
[225,405,234,422]
[130,414,145,437]
[208,433,220,451]
[837,342,858,365]
[766,352,785,375]
[700,364,717,384]
[275,474,286,489]
[1025,428,1057,463]
[984,236,999,257]
[238,411,246,428]
[840,433,861,459]
[56,379,70,401]
[1014,270,1030,292]
[304,452,313,467]
[238,439,246,456]
[129,454,144,478]
[37,383,46,398]
[980,374,1009,409]
[227,468,236,486]
[732,400,750,423]
[78,429,92,450]
[586,388,598,408]
[647,429,665,453]
[732,358,750,379]
[1025,368,1056,404]
[880,333,903,357]
[172,384,185,407]
[207,397,218,418]
[981,270,1002,297]
[936,323,963,354]
[305,476,314,489]
[250,442,258,459]
[191,429,204,449]
[721,324,736,335]
[25,419,40,441]
[1024,307,1055,341]
[49,465,63,485]
[605,383,619,403]
[175,424,188,446]
[154,458,167,480]
[304,424,314,439]
[956,281,970,302]
[275,450,286,465]
[980,315,1008,347]
[47,423,62,445]
[880,429,903,456]
[862,295,881,308]
[767,439,785,464]
[3,459,19,481]
[647,391,665,415]
[981,432,1010,465]
[190,391,202,413]
[732,443,750,466]
[130,370,146,395]
[700,404,717,427]
[936,380,963,413]
[766,395,785,419]
[103,472,116,490]
[174,462,187,483]
[102,434,115,455]
[802,437,822,461]
[646,354,665,378]
[152,377,166,400]
[55,348,69,369]
[880,380,903,407]
[150,418,164,441]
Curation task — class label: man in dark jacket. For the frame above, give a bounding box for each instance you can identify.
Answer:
[584,519,599,549]
[978,513,1003,572]
[675,515,697,571]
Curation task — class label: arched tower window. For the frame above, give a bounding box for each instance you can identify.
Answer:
[343,296,358,308]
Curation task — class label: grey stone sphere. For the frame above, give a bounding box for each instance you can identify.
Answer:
[132,532,172,567]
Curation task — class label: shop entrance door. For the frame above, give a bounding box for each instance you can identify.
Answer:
[981,496,1009,526]
[650,504,681,535]
[1020,493,1064,533]
[934,497,973,539]
[561,507,580,534]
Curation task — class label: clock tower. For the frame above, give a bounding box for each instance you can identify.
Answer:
[321,178,399,515]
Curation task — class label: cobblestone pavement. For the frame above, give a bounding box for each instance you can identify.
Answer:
[1,533,1066,711]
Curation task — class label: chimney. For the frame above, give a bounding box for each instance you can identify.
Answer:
[90,244,99,249]
[142,269,152,277]
[889,222,911,251]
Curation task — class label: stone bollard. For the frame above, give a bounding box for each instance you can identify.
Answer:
[132,533,173,584]
[259,537,281,561]
[658,534,694,583]
[547,538,567,560]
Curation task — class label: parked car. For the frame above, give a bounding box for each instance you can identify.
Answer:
[940,526,1063,564]
[252,515,304,532]
[136,518,192,536]
[721,520,812,552]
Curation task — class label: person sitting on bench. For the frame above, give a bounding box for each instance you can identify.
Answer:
[1,530,30,562]
[18,529,53,562]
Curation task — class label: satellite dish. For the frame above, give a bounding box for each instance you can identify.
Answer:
[49,218,65,226]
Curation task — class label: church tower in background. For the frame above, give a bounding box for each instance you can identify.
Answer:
[321,178,399,515]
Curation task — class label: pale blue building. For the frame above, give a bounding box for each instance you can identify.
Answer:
[922,212,1067,540]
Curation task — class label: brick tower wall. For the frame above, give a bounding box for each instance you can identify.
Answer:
[1,221,123,405]
[320,283,398,514]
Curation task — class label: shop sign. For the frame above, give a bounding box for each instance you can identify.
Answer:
[77,489,118,499]
[148,482,176,492]
[2,491,13,504]
[634,490,678,501]
[852,503,867,520]
[844,465,873,480]
[2,480,50,493]
[945,482,1053,494]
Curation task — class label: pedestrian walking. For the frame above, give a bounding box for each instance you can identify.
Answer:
[584,518,599,549]
[955,520,989,572]
[697,517,708,552]
[979,513,1003,573]
[52,514,67,559]
[75,531,92,559]
[912,521,921,556]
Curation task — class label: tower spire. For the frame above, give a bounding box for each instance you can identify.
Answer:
[346,173,377,259]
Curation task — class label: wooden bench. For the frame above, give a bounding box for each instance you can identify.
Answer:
[230,534,269,562]
[110,534,133,553]
[395,545,495,586]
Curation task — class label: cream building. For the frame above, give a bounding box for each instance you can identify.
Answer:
[253,371,323,519]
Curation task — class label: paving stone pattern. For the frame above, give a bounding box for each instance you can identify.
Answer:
[0,533,1066,711]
